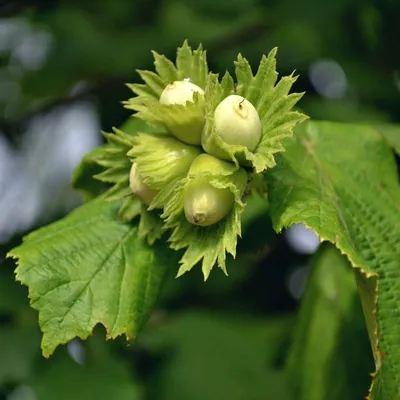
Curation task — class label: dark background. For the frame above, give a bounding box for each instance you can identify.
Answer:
[0,0,398,399]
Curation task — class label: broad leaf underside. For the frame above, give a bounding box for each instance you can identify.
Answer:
[267,120,400,399]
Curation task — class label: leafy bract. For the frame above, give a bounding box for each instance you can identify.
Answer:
[71,117,166,244]
[71,117,149,203]
[201,48,308,173]
[93,128,135,204]
[286,244,373,400]
[128,40,208,100]
[8,197,178,357]
[266,120,400,399]
[125,41,208,135]
[127,132,201,209]
[88,125,164,244]
[70,145,109,201]
[162,161,248,280]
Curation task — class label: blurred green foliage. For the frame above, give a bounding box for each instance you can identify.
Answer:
[287,245,373,400]
[1,0,398,133]
[0,0,398,398]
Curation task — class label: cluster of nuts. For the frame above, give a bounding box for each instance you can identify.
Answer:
[129,78,262,227]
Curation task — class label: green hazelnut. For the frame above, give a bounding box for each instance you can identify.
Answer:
[129,134,202,189]
[159,80,205,145]
[203,95,262,160]
[184,177,234,227]
[160,80,204,106]
[188,153,236,175]
[129,162,158,206]
[183,154,247,227]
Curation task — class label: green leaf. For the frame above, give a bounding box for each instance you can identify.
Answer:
[372,123,400,155]
[32,334,141,400]
[266,120,400,399]
[287,244,373,400]
[201,48,308,173]
[8,197,178,357]
[141,311,293,400]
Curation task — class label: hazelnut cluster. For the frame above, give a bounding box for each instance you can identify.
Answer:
[129,78,258,227]
[111,41,306,276]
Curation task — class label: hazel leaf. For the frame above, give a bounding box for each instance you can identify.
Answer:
[7,197,177,357]
[266,120,400,399]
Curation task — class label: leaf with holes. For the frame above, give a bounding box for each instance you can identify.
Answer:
[266,120,400,399]
[7,197,178,357]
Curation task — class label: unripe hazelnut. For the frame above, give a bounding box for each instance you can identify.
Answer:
[129,162,158,206]
[160,80,204,106]
[184,177,234,227]
[129,134,201,190]
[183,154,247,227]
[159,80,205,145]
[203,95,262,160]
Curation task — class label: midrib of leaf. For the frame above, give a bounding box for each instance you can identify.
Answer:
[300,138,361,257]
